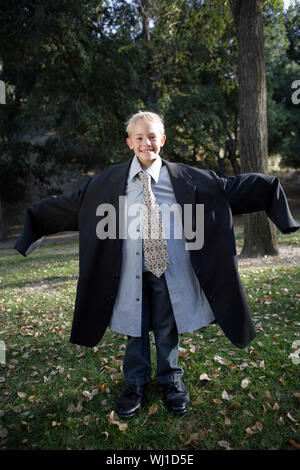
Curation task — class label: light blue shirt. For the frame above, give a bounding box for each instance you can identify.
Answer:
[109,155,215,336]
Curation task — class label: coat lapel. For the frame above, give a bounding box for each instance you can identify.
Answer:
[107,158,133,242]
[163,159,197,231]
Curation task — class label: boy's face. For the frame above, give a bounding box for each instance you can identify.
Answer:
[126,118,166,169]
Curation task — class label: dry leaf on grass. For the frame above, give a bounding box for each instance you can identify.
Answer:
[289,439,300,450]
[225,416,232,426]
[148,404,158,416]
[199,373,211,381]
[108,411,128,431]
[241,378,250,389]
[222,390,232,401]
[218,440,231,449]
[214,355,229,366]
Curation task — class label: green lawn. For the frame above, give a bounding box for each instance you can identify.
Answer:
[0,237,299,450]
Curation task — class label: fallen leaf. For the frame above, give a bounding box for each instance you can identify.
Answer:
[83,415,91,426]
[246,426,256,436]
[273,402,279,411]
[222,390,231,401]
[17,392,26,399]
[212,398,222,404]
[288,439,300,450]
[183,432,205,445]
[199,373,211,381]
[108,411,128,431]
[214,355,229,366]
[118,422,128,431]
[255,421,263,432]
[148,404,158,416]
[52,421,61,427]
[101,431,109,440]
[67,403,76,414]
[225,416,231,426]
[218,440,230,449]
[76,401,83,412]
[241,378,250,389]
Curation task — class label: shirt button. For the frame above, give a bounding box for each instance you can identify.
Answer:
[115,273,120,278]
[136,252,140,255]
[136,275,140,279]
[136,298,140,302]
[110,295,114,300]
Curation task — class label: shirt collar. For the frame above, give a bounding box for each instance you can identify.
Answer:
[128,154,162,184]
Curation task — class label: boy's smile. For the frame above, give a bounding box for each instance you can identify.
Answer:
[126,118,166,169]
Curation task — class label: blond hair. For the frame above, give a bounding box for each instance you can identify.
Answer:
[126,111,165,136]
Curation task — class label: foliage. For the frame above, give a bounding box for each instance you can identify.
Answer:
[0,0,299,207]
[265,2,300,168]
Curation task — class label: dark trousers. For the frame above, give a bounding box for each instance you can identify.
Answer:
[123,272,183,385]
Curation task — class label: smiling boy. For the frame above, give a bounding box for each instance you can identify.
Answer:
[126,113,166,169]
[15,111,299,420]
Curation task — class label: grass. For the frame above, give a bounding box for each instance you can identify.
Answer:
[0,234,299,451]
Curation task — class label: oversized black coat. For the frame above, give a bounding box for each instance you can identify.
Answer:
[14,158,299,348]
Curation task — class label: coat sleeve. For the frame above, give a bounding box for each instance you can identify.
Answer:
[214,172,299,234]
[14,178,92,257]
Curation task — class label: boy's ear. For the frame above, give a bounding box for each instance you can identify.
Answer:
[161,134,166,146]
[126,137,133,149]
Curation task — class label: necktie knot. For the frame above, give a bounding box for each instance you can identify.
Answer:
[138,170,151,185]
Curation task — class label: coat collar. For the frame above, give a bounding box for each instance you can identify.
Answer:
[107,157,196,207]
[106,157,197,234]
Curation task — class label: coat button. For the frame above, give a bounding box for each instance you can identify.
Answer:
[115,273,120,278]
[110,295,114,300]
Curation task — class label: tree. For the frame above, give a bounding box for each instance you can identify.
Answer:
[265,2,300,168]
[230,0,278,257]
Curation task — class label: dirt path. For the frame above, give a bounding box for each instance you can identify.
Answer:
[1,231,299,268]
[237,244,300,268]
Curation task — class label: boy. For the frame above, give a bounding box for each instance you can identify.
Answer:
[15,111,299,419]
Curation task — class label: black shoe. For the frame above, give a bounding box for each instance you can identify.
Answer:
[162,380,190,415]
[117,383,148,419]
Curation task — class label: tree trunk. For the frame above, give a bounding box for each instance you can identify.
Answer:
[225,131,241,176]
[0,198,5,241]
[230,0,278,257]
[138,0,161,108]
